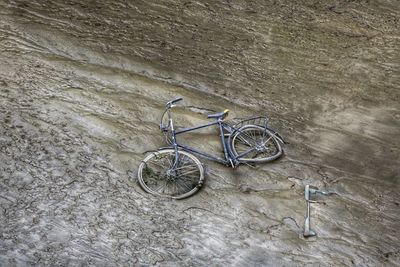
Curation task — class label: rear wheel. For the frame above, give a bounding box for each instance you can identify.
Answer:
[230,125,283,163]
[137,149,204,199]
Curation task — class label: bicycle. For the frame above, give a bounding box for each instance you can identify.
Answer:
[137,98,285,199]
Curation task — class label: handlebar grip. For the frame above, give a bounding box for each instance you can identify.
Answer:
[171,97,183,104]
[166,97,183,107]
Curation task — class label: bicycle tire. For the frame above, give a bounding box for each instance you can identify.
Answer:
[137,149,204,199]
[229,125,283,163]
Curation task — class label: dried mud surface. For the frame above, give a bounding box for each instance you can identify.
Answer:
[0,0,399,266]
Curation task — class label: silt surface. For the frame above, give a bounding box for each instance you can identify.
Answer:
[0,0,399,266]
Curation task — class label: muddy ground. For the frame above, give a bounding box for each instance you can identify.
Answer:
[0,0,399,266]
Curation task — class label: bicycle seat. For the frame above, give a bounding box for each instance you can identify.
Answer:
[207,109,229,120]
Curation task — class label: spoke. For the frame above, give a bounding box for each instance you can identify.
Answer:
[153,180,167,193]
[236,136,255,148]
[173,155,198,193]
[237,137,251,147]
[179,169,199,176]
[241,130,256,141]
[170,181,177,195]
[179,155,193,166]
[168,155,177,169]
[258,128,272,143]
[176,179,191,191]
[174,164,197,170]
[177,173,196,183]
[177,172,195,182]
[237,134,256,147]
[261,136,273,146]
[262,127,268,140]
[177,178,194,191]
[251,128,256,141]
[246,130,259,143]
[162,180,168,194]
[237,147,257,159]
[148,160,167,169]
[254,129,264,144]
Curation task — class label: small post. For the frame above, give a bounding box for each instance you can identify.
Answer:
[303,185,328,237]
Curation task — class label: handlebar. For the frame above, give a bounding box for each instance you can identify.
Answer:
[160,97,183,131]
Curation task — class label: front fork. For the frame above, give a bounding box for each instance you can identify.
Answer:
[169,118,181,172]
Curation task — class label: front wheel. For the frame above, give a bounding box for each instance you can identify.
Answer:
[137,149,204,199]
[229,125,283,163]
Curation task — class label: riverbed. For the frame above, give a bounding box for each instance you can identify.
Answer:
[0,0,399,266]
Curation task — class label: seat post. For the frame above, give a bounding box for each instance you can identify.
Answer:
[218,119,230,162]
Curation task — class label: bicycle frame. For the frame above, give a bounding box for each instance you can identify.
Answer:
[173,120,236,166]
[159,101,237,166]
